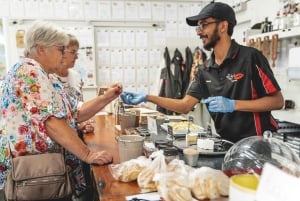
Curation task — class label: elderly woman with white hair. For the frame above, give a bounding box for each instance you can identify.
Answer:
[0,20,122,200]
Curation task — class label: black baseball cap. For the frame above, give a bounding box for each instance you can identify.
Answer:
[186,2,237,27]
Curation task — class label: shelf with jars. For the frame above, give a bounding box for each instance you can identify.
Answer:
[246,25,300,42]
[246,25,300,80]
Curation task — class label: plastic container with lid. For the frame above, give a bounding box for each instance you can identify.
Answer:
[154,139,170,147]
[163,146,179,164]
[222,134,300,177]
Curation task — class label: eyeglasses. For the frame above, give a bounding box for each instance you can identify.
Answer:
[64,50,79,56]
[195,20,221,32]
[54,45,65,54]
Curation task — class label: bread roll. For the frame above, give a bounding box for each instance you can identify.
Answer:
[191,167,229,200]
[137,168,157,192]
[168,186,192,201]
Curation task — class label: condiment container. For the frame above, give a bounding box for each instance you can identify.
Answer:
[229,174,259,201]
[183,148,199,167]
[163,147,179,164]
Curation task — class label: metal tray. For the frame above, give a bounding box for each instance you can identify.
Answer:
[160,123,204,137]
[173,138,234,156]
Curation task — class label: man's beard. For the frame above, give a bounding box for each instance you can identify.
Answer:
[203,27,220,51]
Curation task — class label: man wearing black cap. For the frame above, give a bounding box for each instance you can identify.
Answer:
[121,2,284,143]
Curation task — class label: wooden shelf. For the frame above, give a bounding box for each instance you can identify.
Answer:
[247,26,300,40]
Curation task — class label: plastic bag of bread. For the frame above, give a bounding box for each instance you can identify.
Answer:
[167,159,194,174]
[156,172,192,201]
[190,166,229,200]
[109,156,151,182]
[137,150,167,193]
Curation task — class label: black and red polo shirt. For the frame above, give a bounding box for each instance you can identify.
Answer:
[187,40,281,142]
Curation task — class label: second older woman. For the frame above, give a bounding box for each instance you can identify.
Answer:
[0,20,121,199]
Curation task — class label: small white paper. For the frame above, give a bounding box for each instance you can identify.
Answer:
[138,2,151,19]
[153,29,166,46]
[24,0,39,18]
[165,21,178,38]
[110,30,123,47]
[111,67,123,83]
[111,1,124,20]
[152,2,165,21]
[0,0,10,17]
[125,1,138,20]
[98,48,111,66]
[256,163,300,201]
[136,67,148,84]
[122,30,135,47]
[149,49,161,66]
[39,0,54,18]
[123,67,136,84]
[69,0,84,20]
[177,3,190,21]
[136,49,148,66]
[123,49,135,66]
[135,30,148,47]
[178,21,191,38]
[97,66,111,84]
[53,0,69,19]
[10,0,25,18]
[165,2,177,21]
[84,0,98,20]
[110,49,123,66]
[96,29,110,47]
[98,1,111,20]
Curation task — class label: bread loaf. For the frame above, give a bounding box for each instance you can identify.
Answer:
[168,186,192,201]
[137,168,157,192]
[191,167,229,200]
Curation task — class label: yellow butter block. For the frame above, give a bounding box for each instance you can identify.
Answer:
[186,133,198,146]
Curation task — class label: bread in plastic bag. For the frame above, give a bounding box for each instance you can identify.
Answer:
[156,172,192,201]
[167,158,194,175]
[109,156,151,182]
[190,166,229,200]
[137,150,167,193]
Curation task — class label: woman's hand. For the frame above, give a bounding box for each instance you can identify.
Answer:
[77,120,95,133]
[87,150,113,165]
[104,83,123,99]
[110,83,123,95]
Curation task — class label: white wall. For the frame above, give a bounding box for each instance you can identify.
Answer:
[231,0,300,123]
[1,0,300,123]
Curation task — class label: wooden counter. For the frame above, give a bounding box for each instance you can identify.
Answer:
[84,114,228,201]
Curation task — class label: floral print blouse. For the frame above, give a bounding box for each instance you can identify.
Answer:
[0,58,85,195]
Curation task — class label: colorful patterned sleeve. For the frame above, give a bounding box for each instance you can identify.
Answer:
[17,62,67,122]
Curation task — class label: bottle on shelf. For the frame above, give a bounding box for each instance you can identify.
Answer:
[279,11,288,30]
[273,11,281,31]
[287,10,294,28]
[293,5,300,27]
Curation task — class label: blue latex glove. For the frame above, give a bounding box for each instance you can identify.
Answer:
[202,96,235,113]
[120,92,147,105]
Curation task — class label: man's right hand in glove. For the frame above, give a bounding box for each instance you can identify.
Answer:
[120,92,147,105]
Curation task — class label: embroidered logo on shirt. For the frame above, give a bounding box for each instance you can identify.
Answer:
[226,73,244,82]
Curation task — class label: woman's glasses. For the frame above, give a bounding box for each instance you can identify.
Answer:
[54,45,66,54]
[64,50,79,56]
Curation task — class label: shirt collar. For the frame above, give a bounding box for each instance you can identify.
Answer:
[206,39,240,69]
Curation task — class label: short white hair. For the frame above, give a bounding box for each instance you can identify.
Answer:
[24,20,69,57]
